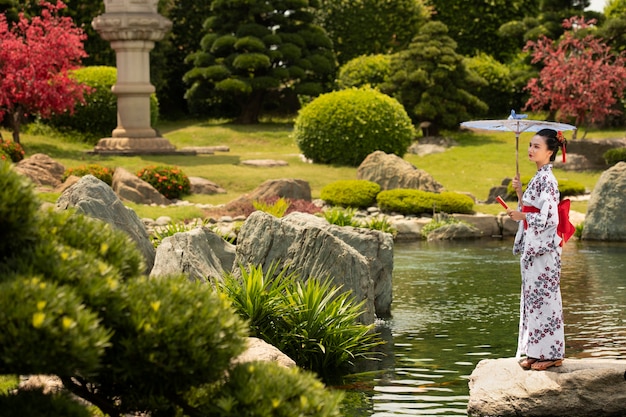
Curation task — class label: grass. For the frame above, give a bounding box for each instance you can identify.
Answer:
[5,119,617,220]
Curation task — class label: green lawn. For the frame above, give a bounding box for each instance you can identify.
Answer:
[6,120,615,220]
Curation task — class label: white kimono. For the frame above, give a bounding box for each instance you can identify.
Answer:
[513,164,565,360]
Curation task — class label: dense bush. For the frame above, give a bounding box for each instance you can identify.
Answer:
[294,88,415,167]
[604,147,626,166]
[46,66,159,144]
[136,165,191,200]
[320,180,381,208]
[465,52,518,118]
[0,159,342,417]
[337,54,391,90]
[63,164,114,185]
[376,189,474,215]
[0,137,25,162]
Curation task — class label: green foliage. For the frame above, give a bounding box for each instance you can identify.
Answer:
[62,164,114,186]
[0,136,25,162]
[574,221,584,239]
[465,52,518,118]
[315,0,429,65]
[150,218,211,248]
[0,389,92,417]
[46,66,159,144]
[506,176,587,199]
[337,54,392,90]
[136,165,191,200]
[294,88,415,166]
[604,147,626,165]
[184,0,336,123]
[253,197,290,217]
[381,21,488,133]
[420,215,461,239]
[191,361,343,417]
[361,216,397,236]
[320,180,381,208]
[321,207,359,227]
[376,189,475,215]
[218,264,383,378]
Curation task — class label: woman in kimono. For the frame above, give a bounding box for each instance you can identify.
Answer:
[506,128,567,371]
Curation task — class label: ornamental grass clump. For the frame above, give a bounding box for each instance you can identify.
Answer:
[63,164,113,185]
[218,264,383,379]
[136,165,191,199]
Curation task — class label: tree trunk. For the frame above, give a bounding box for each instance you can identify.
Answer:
[235,91,263,124]
[9,107,22,144]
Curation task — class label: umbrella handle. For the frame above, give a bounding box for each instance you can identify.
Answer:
[515,134,519,177]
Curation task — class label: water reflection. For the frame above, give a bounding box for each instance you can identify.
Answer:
[345,239,626,417]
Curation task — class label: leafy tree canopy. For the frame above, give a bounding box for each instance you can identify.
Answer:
[184,0,336,124]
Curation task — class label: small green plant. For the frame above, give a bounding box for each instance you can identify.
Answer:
[150,218,210,247]
[574,221,584,239]
[321,207,359,227]
[420,215,461,239]
[136,165,191,200]
[320,180,381,208]
[63,164,114,185]
[218,264,384,378]
[253,197,290,217]
[604,147,626,166]
[362,216,397,236]
[0,137,25,162]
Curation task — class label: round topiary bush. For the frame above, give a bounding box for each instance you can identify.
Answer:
[376,189,474,215]
[320,180,381,208]
[136,165,191,200]
[604,147,626,166]
[337,54,391,90]
[47,66,159,144]
[293,88,415,167]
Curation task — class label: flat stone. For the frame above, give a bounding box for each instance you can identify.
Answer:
[468,357,626,417]
[240,159,288,167]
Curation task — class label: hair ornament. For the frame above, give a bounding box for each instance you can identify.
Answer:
[557,131,566,163]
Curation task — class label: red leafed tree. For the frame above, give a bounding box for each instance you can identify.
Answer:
[523,16,626,138]
[0,1,90,144]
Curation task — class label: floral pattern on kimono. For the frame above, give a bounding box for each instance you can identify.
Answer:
[512,164,565,360]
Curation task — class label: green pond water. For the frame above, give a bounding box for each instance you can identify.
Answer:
[340,239,626,416]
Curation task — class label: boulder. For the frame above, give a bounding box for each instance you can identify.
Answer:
[582,161,626,241]
[112,167,171,206]
[150,226,236,282]
[391,217,431,241]
[566,137,626,170]
[233,337,296,368]
[453,213,501,237]
[426,222,483,241]
[225,178,312,211]
[14,153,65,188]
[55,175,156,273]
[282,212,394,318]
[234,211,391,323]
[468,357,626,417]
[189,176,226,195]
[356,151,444,192]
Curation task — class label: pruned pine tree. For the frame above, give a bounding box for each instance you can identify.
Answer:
[184,0,336,123]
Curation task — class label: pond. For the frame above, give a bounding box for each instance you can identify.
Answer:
[339,239,626,416]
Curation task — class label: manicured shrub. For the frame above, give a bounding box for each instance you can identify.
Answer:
[0,137,25,162]
[63,164,114,185]
[0,389,92,417]
[136,165,191,200]
[337,54,391,90]
[376,189,474,215]
[506,176,586,199]
[46,66,159,144]
[294,88,415,166]
[604,147,626,166]
[320,180,381,208]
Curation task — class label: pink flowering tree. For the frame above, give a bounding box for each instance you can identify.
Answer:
[523,16,626,138]
[0,1,90,144]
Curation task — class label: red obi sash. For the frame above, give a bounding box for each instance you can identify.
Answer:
[522,200,575,246]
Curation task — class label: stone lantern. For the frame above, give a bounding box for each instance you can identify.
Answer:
[91,0,176,154]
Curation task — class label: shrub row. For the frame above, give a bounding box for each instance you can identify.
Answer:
[321,180,474,215]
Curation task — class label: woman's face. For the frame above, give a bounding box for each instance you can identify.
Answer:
[528,135,553,165]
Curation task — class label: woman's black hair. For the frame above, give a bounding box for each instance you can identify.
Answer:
[536,128,567,162]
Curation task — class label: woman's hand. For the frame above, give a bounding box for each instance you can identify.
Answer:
[506,209,526,222]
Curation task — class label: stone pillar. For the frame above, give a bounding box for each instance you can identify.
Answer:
[91,0,176,154]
